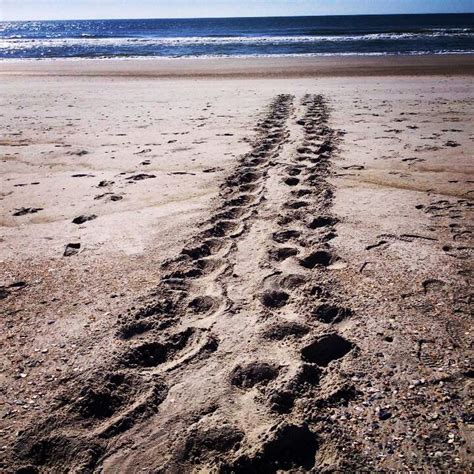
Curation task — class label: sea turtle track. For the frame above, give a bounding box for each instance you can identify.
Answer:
[12,94,362,472]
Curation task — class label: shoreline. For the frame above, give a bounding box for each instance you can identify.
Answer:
[1,54,473,77]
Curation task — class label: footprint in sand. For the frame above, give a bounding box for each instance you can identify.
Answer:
[12,207,43,216]
[72,214,97,225]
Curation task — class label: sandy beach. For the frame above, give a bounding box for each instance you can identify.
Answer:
[1,55,473,471]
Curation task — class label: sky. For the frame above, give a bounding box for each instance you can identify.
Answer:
[1,0,473,21]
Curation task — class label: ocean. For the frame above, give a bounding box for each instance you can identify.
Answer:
[1,14,473,60]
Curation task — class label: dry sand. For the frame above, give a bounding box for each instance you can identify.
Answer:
[0,56,473,472]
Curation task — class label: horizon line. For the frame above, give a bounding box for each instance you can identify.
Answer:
[2,11,473,22]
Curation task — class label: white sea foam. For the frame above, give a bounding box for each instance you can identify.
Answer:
[1,30,473,50]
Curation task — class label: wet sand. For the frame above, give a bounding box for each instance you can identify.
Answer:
[1,57,473,472]
[1,54,474,78]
